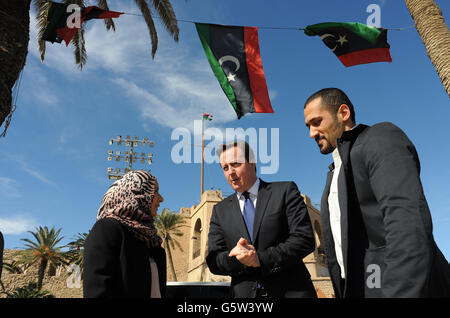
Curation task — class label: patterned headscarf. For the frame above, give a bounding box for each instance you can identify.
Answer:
[97,170,162,248]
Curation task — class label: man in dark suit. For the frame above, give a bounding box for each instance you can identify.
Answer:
[206,140,316,298]
[303,87,450,298]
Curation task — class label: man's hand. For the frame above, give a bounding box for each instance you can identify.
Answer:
[229,238,260,267]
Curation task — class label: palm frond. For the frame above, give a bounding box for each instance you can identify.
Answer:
[33,0,51,62]
[97,0,116,31]
[151,0,179,42]
[134,0,158,58]
[72,27,87,69]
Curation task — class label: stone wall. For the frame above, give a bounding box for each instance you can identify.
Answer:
[1,250,83,298]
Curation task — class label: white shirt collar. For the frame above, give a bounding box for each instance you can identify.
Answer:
[237,178,260,200]
[332,147,342,167]
[332,124,358,166]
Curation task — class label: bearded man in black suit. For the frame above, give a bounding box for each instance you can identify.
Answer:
[303,87,450,298]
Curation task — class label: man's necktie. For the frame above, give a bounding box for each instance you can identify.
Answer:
[242,191,255,241]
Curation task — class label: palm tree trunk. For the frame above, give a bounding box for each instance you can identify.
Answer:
[164,238,177,281]
[0,0,31,128]
[405,0,450,97]
[37,259,47,290]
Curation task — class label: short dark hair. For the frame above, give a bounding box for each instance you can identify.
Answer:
[216,140,256,164]
[304,88,356,124]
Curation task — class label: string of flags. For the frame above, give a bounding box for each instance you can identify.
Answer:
[42,1,398,119]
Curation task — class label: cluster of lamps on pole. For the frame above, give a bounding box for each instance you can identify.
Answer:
[107,135,154,180]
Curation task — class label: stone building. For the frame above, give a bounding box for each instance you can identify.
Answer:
[168,189,335,297]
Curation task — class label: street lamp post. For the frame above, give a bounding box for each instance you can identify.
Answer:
[107,135,154,180]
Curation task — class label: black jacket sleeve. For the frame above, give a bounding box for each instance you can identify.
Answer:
[362,122,434,297]
[83,218,123,298]
[257,182,315,277]
[206,205,246,277]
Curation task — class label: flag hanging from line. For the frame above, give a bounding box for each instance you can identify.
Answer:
[304,22,392,67]
[195,23,274,119]
[42,1,123,46]
[202,113,213,121]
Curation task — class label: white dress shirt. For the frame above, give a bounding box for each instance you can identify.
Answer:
[236,178,260,214]
[328,148,346,279]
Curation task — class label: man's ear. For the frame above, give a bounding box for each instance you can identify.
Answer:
[338,104,351,123]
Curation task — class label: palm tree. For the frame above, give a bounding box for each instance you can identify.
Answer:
[2,281,54,298]
[64,232,88,277]
[404,0,450,97]
[0,0,180,129]
[154,208,185,281]
[0,0,31,132]
[20,226,67,290]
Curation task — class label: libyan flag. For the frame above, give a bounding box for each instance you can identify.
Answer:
[196,23,274,119]
[305,22,392,67]
[42,1,123,46]
[202,113,213,121]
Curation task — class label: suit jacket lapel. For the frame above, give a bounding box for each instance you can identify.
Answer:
[321,167,334,257]
[337,141,352,296]
[227,194,252,243]
[252,179,271,244]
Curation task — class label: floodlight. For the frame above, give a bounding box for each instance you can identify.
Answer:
[149,141,154,147]
[109,140,113,145]
[125,141,131,147]
[117,135,122,139]
[116,157,120,161]
[148,153,153,157]
[148,159,152,164]
[107,167,113,172]
[108,150,113,154]
[134,136,139,140]
[125,156,129,162]
[115,168,120,173]
[133,141,138,147]
[144,137,149,141]
[140,159,145,164]
[116,151,121,155]
[117,140,122,146]
[107,156,112,161]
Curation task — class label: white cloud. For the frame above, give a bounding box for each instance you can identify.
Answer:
[3,154,56,186]
[0,216,38,235]
[0,177,21,198]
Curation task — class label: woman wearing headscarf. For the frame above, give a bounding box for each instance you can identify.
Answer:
[83,170,166,298]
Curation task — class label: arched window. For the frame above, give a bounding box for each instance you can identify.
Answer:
[192,219,202,259]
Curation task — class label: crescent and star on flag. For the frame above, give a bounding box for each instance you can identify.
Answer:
[320,34,348,51]
[218,55,240,82]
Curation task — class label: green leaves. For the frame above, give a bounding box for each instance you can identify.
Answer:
[19,225,66,289]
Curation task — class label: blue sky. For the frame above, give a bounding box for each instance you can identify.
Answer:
[1,0,449,261]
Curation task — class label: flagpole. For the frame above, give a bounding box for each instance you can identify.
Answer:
[201,113,205,198]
